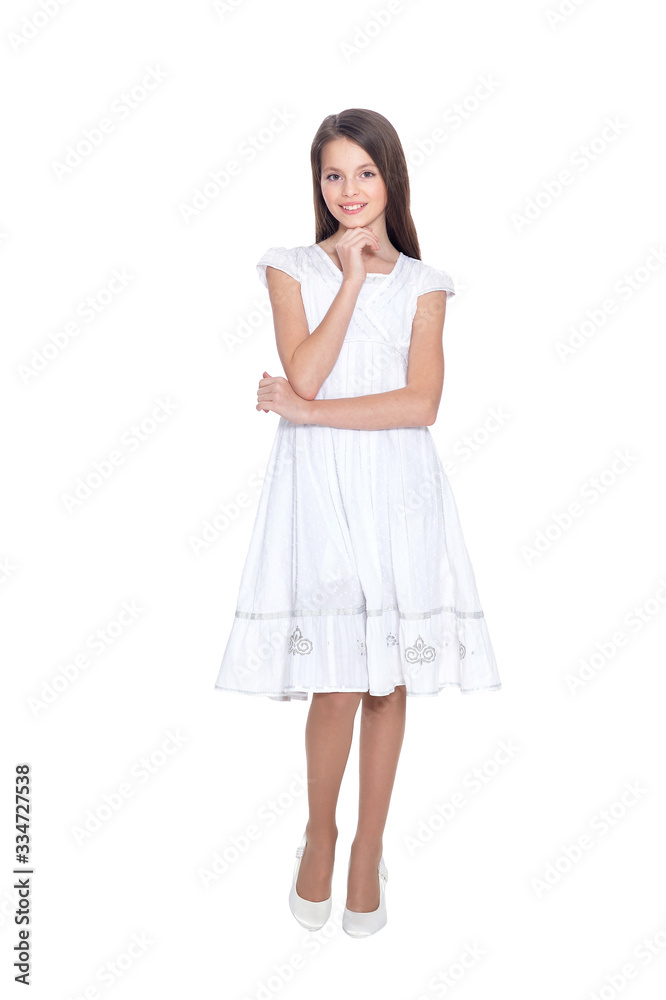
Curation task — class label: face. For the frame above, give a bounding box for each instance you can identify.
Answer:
[319,137,387,230]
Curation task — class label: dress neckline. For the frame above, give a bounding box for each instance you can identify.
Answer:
[310,243,404,282]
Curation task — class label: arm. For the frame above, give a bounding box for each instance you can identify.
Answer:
[304,289,447,429]
[265,266,363,401]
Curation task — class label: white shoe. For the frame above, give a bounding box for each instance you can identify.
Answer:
[342,854,388,937]
[288,831,333,931]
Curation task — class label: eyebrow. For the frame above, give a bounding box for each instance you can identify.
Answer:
[322,162,376,172]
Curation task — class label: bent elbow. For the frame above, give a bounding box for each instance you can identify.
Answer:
[425,401,438,426]
[289,378,319,401]
[408,385,438,427]
[299,382,320,401]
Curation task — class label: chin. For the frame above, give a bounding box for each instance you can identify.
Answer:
[340,212,373,225]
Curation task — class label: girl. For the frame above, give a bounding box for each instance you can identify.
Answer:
[215,108,501,937]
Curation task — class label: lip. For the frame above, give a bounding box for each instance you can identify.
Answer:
[340,203,367,212]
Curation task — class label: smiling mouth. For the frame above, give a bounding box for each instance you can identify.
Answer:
[340,203,367,213]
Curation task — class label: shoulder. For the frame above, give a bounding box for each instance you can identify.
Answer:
[402,254,456,299]
[256,245,308,287]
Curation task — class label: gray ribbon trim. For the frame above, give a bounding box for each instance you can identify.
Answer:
[235,604,485,621]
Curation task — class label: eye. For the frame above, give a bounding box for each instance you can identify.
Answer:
[323,170,376,181]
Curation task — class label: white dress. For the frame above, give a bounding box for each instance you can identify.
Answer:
[214,243,501,702]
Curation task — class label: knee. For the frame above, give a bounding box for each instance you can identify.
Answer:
[363,685,406,714]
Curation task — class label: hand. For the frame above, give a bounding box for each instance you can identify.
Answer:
[256,371,311,424]
[334,226,381,284]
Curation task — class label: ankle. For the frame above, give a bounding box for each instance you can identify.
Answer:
[350,836,383,857]
[304,823,338,848]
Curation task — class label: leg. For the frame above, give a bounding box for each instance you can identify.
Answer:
[346,684,407,911]
[296,691,363,901]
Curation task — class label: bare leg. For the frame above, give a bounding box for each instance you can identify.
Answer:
[346,684,406,911]
[296,691,363,902]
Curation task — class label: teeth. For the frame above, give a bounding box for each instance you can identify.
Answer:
[341,204,366,211]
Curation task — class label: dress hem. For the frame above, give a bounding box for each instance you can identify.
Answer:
[214,681,502,698]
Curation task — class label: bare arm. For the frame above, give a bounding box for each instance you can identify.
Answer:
[305,384,431,429]
[266,266,363,400]
[305,289,447,429]
[257,289,448,430]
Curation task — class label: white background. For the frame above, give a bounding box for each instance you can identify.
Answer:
[2,0,665,996]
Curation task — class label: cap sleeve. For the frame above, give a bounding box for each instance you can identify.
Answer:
[418,263,455,299]
[256,246,301,288]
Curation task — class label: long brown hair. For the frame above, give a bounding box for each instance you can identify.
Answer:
[310,109,421,260]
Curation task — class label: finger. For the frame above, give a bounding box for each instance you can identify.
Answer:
[338,231,380,256]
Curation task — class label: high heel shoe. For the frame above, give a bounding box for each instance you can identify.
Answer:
[288,831,333,931]
[342,854,389,937]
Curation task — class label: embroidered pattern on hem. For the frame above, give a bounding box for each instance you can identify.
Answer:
[287,626,313,655]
